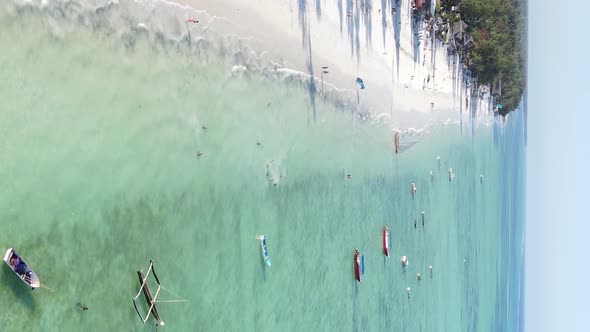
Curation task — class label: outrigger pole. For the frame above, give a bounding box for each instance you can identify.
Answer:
[132,260,164,326]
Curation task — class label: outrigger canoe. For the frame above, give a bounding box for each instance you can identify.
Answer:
[258,235,271,267]
[383,226,390,257]
[3,248,40,289]
[354,249,361,282]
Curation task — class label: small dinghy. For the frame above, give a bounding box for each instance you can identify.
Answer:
[3,248,40,289]
[354,249,361,282]
[258,235,271,267]
[383,226,390,257]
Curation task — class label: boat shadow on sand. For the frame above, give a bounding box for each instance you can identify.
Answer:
[1,267,37,311]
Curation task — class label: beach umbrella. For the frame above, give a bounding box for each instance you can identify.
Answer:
[356,77,366,89]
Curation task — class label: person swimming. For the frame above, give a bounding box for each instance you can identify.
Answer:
[401,256,409,267]
[411,181,417,196]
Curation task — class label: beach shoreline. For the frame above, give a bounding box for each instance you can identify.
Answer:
[173,0,468,126]
[3,0,493,130]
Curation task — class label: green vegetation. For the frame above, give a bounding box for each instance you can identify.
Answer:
[442,0,526,115]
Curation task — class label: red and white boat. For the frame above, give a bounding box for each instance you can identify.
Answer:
[383,226,390,257]
[354,249,361,282]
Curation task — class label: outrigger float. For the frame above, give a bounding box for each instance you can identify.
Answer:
[383,226,390,257]
[132,260,187,327]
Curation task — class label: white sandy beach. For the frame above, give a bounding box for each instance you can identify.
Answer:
[3,0,496,131]
[172,0,472,126]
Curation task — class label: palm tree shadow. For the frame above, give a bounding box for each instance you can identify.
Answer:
[1,268,37,311]
[392,0,401,81]
[297,0,318,122]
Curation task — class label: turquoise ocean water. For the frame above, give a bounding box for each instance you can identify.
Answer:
[0,2,524,331]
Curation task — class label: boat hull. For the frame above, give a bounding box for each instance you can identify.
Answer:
[383,227,389,257]
[258,235,271,267]
[354,250,361,282]
[3,248,41,289]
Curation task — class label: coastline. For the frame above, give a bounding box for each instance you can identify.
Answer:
[174,0,463,122]
[2,0,494,130]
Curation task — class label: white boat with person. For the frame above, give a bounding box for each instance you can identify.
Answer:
[3,248,41,290]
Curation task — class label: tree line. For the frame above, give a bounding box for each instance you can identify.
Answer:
[442,0,526,115]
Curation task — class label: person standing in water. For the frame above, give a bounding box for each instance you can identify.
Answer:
[421,211,425,227]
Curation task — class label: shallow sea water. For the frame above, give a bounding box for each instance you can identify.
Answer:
[0,4,524,332]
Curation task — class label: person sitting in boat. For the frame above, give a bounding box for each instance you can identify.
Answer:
[10,255,20,268]
[11,256,27,275]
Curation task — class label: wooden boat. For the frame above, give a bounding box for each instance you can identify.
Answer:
[3,248,41,289]
[258,235,271,267]
[132,260,187,326]
[354,249,361,282]
[383,226,390,257]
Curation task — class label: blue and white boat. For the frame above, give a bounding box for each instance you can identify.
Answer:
[258,235,271,267]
